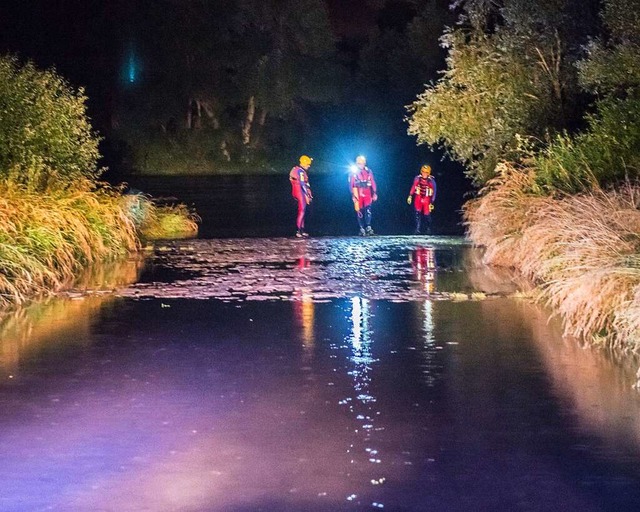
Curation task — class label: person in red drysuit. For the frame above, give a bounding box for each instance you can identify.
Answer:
[349,155,378,236]
[407,164,437,234]
[289,155,313,237]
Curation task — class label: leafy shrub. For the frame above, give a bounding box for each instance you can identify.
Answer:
[120,193,199,240]
[0,55,101,191]
[534,96,640,192]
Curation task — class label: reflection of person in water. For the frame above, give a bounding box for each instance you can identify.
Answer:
[410,247,437,293]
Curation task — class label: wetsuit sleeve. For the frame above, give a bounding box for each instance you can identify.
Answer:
[349,174,357,197]
[431,177,437,202]
[300,171,310,197]
[370,171,377,194]
[409,176,419,196]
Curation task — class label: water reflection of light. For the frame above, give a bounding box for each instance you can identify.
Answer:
[421,300,438,387]
[351,296,362,351]
[0,257,144,378]
[341,296,384,508]
[423,300,434,343]
[293,288,315,354]
[344,244,369,270]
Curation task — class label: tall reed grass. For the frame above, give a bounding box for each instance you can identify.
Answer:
[465,164,640,352]
[0,183,139,307]
[0,183,199,307]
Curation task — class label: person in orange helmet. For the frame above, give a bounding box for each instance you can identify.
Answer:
[407,164,437,234]
[289,155,314,237]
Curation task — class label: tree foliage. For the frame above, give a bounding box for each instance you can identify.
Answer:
[534,0,640,192]
[0,55,101,191]
[113,0,340,170]
[406,0,597,184]
[577,0,640,97]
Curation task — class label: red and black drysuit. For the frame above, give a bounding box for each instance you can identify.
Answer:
[350,167,377,233]
[289,165,312,232]
[408,174,436,234]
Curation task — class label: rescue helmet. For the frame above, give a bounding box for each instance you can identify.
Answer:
[356,155,366,165]
[420,164,431,175]
[299,155,313,167]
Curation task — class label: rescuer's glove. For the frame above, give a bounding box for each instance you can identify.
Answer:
[407,196,412,205]
[429,204,434,212]
[306,195,312,205]
[372,193,378,202]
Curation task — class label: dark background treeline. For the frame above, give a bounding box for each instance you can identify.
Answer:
[0,0,457,177]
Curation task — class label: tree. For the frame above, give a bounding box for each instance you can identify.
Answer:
[351,0,452,150]
[112,0,340,169]
[533,0,640,191]
[234,0,340,149]
[406,0,599,184]
[0,55,101,191]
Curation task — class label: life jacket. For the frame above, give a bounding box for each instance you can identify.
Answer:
[414,175,435,197]
[353,168,373,189]
[290,166,309,197]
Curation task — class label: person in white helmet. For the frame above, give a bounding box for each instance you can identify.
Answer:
[349,155,378,236]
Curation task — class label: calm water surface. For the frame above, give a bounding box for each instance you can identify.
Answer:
[1,177,640,511]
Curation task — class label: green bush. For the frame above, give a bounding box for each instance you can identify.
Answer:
[0,55,101,192]
[535,96,640,193]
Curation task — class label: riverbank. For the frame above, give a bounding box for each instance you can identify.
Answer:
[0,183,198,308]
[464,165,640,353]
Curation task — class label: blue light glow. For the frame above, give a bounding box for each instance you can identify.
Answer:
[128,53,136,83]
[122,44,140,86]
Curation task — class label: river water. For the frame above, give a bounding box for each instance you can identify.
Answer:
[1,176,640,511]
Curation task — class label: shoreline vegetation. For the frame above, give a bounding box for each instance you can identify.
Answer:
[0,56,198,310]
[464,167,640,353]
[407,0,640,356]
[0,180,198,310]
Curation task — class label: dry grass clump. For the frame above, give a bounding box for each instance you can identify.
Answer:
[465,165,640,352]
[142,203,199,240]
[120,194,199,240]
[0,183,139,306]
[464,164,546,267]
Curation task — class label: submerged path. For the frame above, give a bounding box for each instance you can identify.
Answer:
[116,236,517,302]
[2,236,640,512]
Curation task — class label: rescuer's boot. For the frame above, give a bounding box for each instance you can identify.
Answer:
[425,215,432,235]
[359,228,366,236]
[414,212,422,235]
[366,226,374,236]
